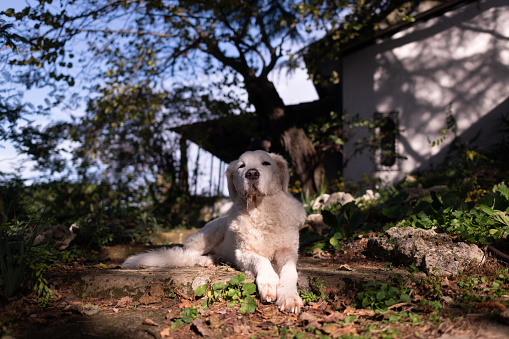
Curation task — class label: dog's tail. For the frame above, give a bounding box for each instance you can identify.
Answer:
[122,247,212,269]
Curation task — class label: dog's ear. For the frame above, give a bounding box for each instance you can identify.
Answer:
[226,160,238,202]
[269,153,289,194]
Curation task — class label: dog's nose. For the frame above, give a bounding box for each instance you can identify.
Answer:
[245,168,260,180]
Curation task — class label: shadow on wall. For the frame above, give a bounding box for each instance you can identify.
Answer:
[412,96,509,176]
[344,0,509,184]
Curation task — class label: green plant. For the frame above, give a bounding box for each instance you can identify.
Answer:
[322,202,367,249]
[299,290,321,303]
[354,280,411,311]
[171,306,200,329]
[393,182,509,246]
[195,273,258,313]
[0,216,46,298]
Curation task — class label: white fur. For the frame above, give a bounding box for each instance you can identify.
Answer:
[123,150,306,313]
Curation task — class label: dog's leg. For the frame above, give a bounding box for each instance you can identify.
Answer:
[183,217,227,266]
[273,248,303,313]
[235,250,279,303]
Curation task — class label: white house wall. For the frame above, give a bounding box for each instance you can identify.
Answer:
[342,0,509,185]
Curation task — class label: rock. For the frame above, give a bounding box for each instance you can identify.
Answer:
[324,192,355,208]
[310,194,330,211]
[306,214,328,234]
[358,189,380,202]
[366,226,485,276]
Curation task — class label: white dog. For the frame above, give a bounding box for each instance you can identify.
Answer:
[123,150,306,313]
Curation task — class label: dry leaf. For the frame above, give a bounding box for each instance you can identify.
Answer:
[192,318,211,336]
[338,264,353,271]
[178,300,193,309]
[116,296,133,308]
[142,318,158,326]
[160,327,171,338]
[298,312,317,322]
[139,284,165,304]
[343,306,356,314]
[343,306,375,317]
[233,324,251,335]
[322,324,357,338]
[322,312,346,323]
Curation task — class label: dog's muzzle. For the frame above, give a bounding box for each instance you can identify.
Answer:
[244,168,262,203]
[245,168,260,180]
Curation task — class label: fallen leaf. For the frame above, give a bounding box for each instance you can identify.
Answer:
[312,247,330,258]
[208,314,223,328]
[343,306,375,317]
[323,312,346,323]
[233,324,251,335]
[338,264,353,271]
[311,299,328,311]
[178,300,193,309]
[322,324,357,338]
[343,306,356,314]
[142,318,159,326]
[82,303,101,316]
[192,318,210,336]
[116,296,133,308]
[160,327,171,338]
[388,302,415,311]
[298,312,317,322]
[139,284,165,304]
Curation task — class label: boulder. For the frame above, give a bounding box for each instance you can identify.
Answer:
[310,194,330,211]
[306,213,328,234]
[366,226,485,275]
[324,192,355,208]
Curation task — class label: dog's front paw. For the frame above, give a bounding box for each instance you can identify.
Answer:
[276,291,303,313]
[256,273,279,302]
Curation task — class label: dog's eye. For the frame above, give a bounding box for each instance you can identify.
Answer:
[262,161,271,166]
[238,163,245,169]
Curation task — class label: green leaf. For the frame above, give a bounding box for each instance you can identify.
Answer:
[230,273,245,286]
[344,315,356,323]
[480,204,495,215]
[212,282,227,291]
[493,182,509,201]
[321,210,339,228]
[242,282,257,296]
[239,296,256,313]
[195,284,208,297]
[490,211,509,227]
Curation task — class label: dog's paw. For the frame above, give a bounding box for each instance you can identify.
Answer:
[197,256,215,267]
[276,291,303,313]
[256,273,279,303]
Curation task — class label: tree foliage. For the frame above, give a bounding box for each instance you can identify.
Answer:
[1,0,419,191]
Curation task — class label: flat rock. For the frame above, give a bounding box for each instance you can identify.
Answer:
[366,226,485,275]
[63,257,418,301]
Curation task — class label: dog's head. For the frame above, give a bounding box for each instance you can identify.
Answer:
[226,150,289,203]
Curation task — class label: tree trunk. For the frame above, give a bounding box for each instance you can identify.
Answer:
[244,76,324,194]
[179,129,189,195]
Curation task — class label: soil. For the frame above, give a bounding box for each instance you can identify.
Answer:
[2,236,509,339]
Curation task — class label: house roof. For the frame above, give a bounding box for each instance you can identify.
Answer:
[341,0,477,55]
[305,0,476,100]
[173,114,259,164]
[173,97,335,163]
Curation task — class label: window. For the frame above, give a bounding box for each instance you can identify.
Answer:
[374,111,399,170]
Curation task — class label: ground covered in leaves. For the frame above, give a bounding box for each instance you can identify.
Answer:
[2,238,509,338]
